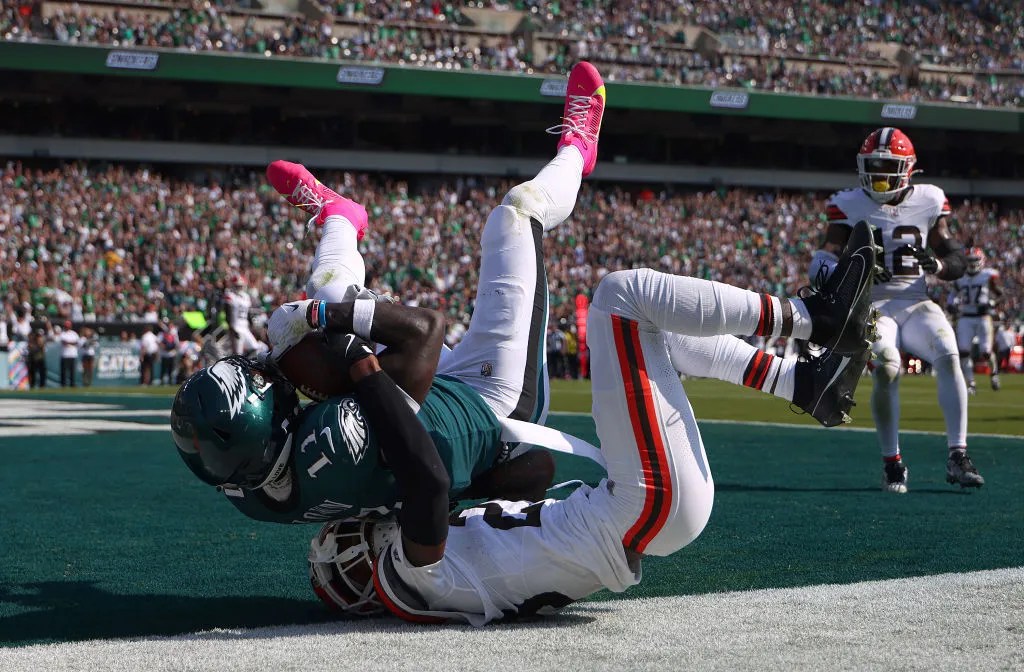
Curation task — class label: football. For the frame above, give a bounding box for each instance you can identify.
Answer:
[275,332,354,401]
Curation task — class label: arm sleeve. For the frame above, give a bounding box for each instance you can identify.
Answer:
[354,370,450,546]
[934,237,966,281]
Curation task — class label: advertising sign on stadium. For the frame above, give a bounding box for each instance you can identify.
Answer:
[540,79,568,97]
[881,104,917,120]
[336,66,386,86]
[709,91,750,110]
[105,51,160,71]
[95,343,141,382]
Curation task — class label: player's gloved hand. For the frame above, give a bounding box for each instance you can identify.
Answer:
[326,332,375,368]
[874,265,893,284]
[909,246,942,275]
[266,299,314,361]
[338,283,399,305]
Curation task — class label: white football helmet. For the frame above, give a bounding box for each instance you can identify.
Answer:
[308,517,399,615]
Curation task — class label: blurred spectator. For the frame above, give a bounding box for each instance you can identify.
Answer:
[58,319,80,387]
[10,306,31,343]
[27,326,49,387]
[178,331,203,382]
[80,325,98,386]
[159,319,179,385]
[546,322,566,379]
[139,325,159,385]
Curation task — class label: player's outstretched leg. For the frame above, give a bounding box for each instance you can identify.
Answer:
[437,61,605,424]
[801,220,878,355]
[664,332,868,427]
[266,161,369,302]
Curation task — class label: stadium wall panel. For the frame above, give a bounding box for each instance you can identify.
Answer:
[0,41,1020,133]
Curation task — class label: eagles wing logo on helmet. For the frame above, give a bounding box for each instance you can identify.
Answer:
[209,360,248,419]
[337,398,369,464]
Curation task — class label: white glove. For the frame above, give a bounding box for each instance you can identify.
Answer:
[332,284,398,305]
[267,300,314,361]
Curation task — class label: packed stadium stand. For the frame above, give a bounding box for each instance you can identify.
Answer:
[3,162,1021,331]
[2,0,1022,106]
[1,0,1022,381]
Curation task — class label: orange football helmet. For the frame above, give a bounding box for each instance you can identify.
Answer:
[966,247,985,274]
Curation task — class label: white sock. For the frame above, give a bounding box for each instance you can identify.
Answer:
[934,355,968,447]
[666,333,795,401]
[503,145,584,232]
[307,215,365,300]
[871,373,901,458]
[790,299,812,340]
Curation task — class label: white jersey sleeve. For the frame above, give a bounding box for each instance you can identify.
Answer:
[374,484,640,626]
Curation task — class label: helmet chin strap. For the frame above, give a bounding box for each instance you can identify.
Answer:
[253,433,293,490]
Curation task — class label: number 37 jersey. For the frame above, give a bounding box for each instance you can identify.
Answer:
[826,185,951,302]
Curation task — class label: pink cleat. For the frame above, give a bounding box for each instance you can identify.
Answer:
[546,61,606,177]
[266,160,368,239]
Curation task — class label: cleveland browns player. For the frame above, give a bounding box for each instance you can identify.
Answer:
[307,224,877,623]
[948,247,1003,394]
[811,127,982,493]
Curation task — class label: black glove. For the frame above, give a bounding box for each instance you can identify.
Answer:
[874,265,893,284]
[909,246,941,274]
[325,331,375,367]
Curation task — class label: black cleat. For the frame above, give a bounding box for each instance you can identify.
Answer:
[946,450,984,488]
[803,220,877,355]
[882,461,908,493]
[793,346,870,427]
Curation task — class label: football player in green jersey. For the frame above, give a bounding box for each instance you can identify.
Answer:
[171,62,609,523]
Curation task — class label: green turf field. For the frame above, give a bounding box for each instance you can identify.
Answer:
[19,373,1023,434]
[1,375,1021,651]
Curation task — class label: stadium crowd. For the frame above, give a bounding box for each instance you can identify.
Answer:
[2,162,1022,371]
[1,0,1022,107]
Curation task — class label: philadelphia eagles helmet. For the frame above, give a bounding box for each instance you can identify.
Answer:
[171,355,300,488]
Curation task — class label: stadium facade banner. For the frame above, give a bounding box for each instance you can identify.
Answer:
[539,79,568,97]
[336,66,385,86]
[105,51,159,71]
[1,42,1020,133]
[881,103,918,120]
[709,91,750,110]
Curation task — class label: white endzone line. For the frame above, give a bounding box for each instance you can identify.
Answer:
[549,412,1024,442]
[2,567,1021,672]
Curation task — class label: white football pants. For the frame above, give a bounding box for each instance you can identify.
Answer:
[306,146,585,424]
[869,297,967,455]
[587,268,783,557]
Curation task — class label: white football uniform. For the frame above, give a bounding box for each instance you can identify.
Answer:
[826,185,966,454]
[224,289,259,355]
[376,269,740,625]
[826,185,950,302]
[375,490,640,626]
[825,185,957,364]
[952,268,1000,353]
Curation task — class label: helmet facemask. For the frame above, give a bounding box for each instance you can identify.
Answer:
[858,154,915,203]
[308,518,400,615]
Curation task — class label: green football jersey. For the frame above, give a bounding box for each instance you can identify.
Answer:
[223,376,503,523]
